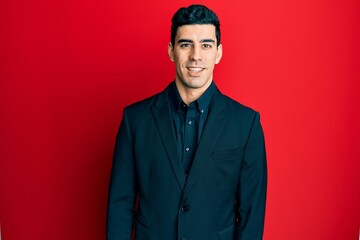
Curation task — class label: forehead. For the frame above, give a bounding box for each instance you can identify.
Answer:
[175,24,216,41]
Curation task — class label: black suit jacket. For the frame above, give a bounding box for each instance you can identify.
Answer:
[107,83,267,240]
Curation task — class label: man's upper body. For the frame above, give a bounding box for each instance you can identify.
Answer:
[107,4,267,240]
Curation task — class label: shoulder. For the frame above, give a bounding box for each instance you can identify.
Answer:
[126,93,159,111]
[121,93,159,122]
[122,84,169,118]
[219,92,259,119]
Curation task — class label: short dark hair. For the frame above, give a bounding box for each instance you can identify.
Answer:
[171,4,221,47]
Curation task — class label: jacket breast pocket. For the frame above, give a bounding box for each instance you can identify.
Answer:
[213,147,243,161]
[218,224,237,240]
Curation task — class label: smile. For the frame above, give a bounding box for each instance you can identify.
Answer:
[187,67,204,72]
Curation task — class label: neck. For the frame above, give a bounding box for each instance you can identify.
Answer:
[175,80,212,105]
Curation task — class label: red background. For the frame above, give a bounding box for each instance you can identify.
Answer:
[1,0,359,239]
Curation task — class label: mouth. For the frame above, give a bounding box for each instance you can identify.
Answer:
[187,67,205,72]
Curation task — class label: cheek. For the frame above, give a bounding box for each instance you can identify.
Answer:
[205,52,218,62]
[174,55,185,65]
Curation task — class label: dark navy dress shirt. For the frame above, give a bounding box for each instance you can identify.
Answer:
[168,81,216,174]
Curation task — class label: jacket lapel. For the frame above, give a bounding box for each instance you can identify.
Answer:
[151,86,186,190]
[183,90,230,199]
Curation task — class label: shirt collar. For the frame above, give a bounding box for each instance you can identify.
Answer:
[169,80,216,113]
[169,82,183,113]
[196,81,216,113]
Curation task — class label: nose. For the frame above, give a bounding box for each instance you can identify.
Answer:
[189,45,202,61]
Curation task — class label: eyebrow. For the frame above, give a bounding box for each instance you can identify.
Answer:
[177,38,215,44]
[200,39,215,43]
[177,39,193,44]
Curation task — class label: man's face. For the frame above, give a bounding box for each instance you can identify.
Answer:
[168,24,222,91]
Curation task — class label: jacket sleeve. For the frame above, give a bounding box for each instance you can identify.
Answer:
[107,107,137,240]
[237,112,267,240]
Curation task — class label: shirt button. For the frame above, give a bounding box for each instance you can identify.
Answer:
[185,147,190,152]
[188,120,192,125]
[201,109,204,113]
[181,205,189,212]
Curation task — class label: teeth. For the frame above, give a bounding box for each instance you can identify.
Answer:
[188,67,203,72]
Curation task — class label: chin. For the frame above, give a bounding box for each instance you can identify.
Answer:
[186,81,208,89]
[177,76,210,90]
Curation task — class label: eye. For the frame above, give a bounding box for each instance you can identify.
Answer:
[180,43,191,48]
[202,44,212,48]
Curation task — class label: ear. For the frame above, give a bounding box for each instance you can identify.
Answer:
[215,44,223,64]
[168,42,175,62]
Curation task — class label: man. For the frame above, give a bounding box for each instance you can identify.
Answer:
[107,4,267,240]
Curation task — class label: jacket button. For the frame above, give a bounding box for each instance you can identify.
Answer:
[181,205,189,212]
